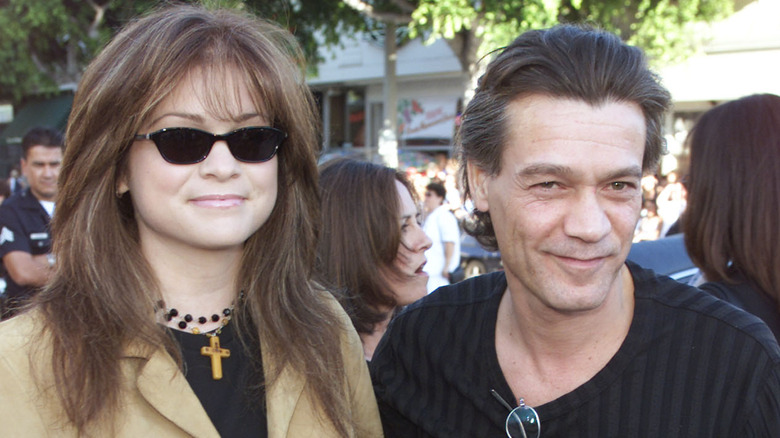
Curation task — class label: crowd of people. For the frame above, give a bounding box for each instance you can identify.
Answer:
[0,3,777,437]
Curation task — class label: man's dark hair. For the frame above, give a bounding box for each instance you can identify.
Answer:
[459,24,671,251]
[426,182,447,200]
[21,126,64,159]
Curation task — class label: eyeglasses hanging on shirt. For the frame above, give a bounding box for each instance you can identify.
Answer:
[491,389,541,438]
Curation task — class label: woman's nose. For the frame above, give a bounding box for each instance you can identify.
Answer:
[414,224,433,252]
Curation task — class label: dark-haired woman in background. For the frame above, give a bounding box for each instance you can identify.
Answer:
[317,158,432,360]
[683,93,780,341]
[0,5,381,436]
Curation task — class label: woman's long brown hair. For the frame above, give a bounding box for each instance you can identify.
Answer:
[316,158,418,335]
[683,94,780,309]
[34,5,354,435]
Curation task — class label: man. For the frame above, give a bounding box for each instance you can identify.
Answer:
[370,25,780,437]
[422,182,461,293]
[0,127,62,318]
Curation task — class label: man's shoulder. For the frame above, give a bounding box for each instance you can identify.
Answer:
[372,272,505,379]
[628,261,780,361]
[381,272,505,346]
[0,190,38,213]
[405,271,505,314]
[0,192,25,212]
[434,204,457,220]
[0,193,28,239]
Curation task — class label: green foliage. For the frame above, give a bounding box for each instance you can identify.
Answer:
[0,0,160,102]
[627,0,732,63]
[555,0,732,63]
[411,0,558,56]
[0,0,735,102]
[243,0,370,73]
[357,0,733,65]
[0,0,85,101]
[0,0,367,102]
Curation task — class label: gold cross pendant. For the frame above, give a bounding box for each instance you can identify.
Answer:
[200,335,230,380]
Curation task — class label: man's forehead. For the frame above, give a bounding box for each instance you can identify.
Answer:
[25,145,63,161]
[26,145,63,153]
[496,95,646,175]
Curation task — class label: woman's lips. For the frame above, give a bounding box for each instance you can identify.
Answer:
[190,194,245,208]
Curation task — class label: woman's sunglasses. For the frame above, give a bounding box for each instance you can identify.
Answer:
[491,389,541,438]
[133,126,287,165]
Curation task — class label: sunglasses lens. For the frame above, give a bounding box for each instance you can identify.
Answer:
[506,406,540,438]
[147,127,285,164]
[227,127,285,163]
[152,129,212,164]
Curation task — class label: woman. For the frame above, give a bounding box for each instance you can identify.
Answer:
[317,158,432,360]
[0,6,381,437]
[682,93,780,340]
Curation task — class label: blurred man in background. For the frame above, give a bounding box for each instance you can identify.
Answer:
[0,126,62,318]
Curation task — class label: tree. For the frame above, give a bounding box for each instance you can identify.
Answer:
[0,0,159,102]
[0,0,734,103]
[339,0,733,100]
[0,0,369,102]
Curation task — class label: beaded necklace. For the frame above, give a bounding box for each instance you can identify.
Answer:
[162,304,234,334]
[157,292,243,380]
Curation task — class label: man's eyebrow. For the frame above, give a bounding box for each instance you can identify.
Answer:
[604,166,643,181]
[515,164,643,181]
[516,163,572,177]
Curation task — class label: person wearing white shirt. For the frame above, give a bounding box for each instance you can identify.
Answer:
[422,182,461,293]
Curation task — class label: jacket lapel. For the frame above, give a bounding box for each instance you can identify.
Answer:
[130,346,220,438]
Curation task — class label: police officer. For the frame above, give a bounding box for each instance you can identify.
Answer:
[0,126,62,318]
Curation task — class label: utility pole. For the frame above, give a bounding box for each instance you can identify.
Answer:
[378,21,399,168]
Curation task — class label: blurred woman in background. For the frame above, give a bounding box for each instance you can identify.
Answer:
[317,158,432,360]
[683,93,780,341]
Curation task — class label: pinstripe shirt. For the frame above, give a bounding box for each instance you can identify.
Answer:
[371,262,780,437]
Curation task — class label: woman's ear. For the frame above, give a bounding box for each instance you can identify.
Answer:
[116,171,129,197]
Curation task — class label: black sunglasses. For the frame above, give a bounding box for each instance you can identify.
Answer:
[133,126,286,165]
[491,389,541,438]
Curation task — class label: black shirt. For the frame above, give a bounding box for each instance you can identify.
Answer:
[700,277,780,342]
[0,188,52,300]
[170,323,267,437]
[371,262,780,437]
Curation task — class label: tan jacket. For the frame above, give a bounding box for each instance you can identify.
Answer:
[0,301,382,437]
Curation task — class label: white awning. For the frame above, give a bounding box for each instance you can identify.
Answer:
[660,48,780,105]
[659,0,780,107]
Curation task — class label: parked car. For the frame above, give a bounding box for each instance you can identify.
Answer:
[626,234,699,284]
[459,233,502,279]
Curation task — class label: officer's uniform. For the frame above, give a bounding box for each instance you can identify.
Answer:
[0,188,52,314]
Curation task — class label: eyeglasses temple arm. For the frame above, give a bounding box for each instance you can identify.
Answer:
[491,389,514,412]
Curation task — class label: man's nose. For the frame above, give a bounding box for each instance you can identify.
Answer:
[43,165,58,177]
[562,190,612,243]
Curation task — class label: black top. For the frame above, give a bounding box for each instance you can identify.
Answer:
[0,188,52,300]
[700,276,780,342]
[370,262,780,437]
[170,323,267,437]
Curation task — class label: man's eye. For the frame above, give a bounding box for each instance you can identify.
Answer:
[611,182,628,190]
[536,181,558,189]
